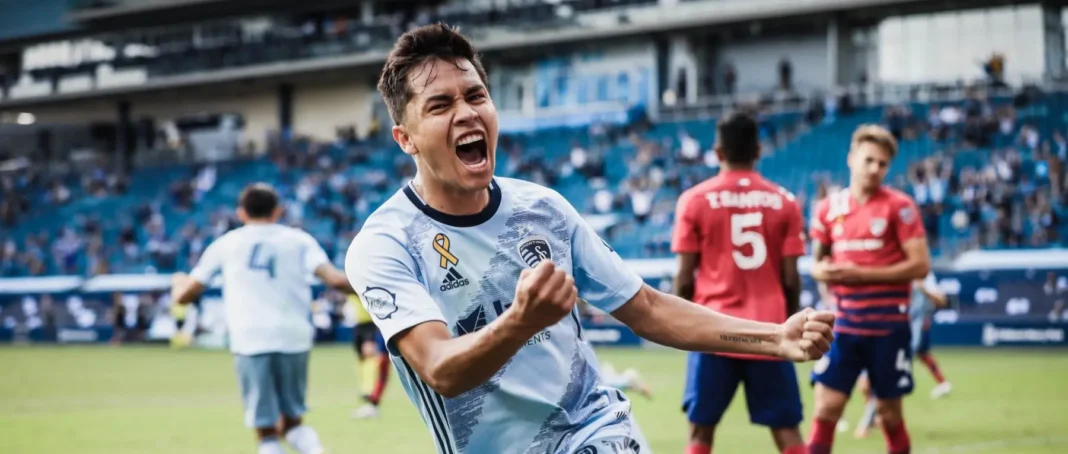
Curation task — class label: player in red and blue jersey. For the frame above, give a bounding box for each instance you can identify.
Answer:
[672,112,808,454]
[807,125,931,454]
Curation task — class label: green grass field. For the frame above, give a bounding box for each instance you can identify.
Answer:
[1,346,1066,453]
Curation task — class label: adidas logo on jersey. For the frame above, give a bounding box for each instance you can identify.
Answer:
[440,268,470,292]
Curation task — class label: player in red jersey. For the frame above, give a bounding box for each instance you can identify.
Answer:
[806,125,931,454]
[672,111,808,454]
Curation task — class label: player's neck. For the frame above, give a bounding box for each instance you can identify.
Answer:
[411,175,490,216]
[849,184,879,203]
[719,162,755,173]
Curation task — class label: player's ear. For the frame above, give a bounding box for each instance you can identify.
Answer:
[393,124,418,156]
[714,145,726,163]
[236,207,249,223]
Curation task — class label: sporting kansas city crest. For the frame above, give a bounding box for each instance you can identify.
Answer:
[518,235,553,268]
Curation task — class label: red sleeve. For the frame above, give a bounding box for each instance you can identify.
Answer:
[808,198,831,246]
[893,196,926,243]
[782,199,805,257]
[671,190,702,254]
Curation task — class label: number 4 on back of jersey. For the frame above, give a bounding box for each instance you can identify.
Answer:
[730,213,767,270]
[248,243,276,279]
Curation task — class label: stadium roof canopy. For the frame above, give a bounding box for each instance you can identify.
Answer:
[66,0,419,29]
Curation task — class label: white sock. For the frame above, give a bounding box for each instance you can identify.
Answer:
[285,425,325,454]
[258,439,286,454]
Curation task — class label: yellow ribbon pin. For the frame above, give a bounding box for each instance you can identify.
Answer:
[434,233,459,269]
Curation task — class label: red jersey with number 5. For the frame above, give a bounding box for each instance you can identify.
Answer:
[672,170,805,326]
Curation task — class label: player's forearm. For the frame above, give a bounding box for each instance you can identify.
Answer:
[170,276,204,305]
[621,287,783,358]
[782,262,801,315]
[921,288,948,307]
[674,276,695,301]
[317,266,356,293]
[810,242,833,282]
[421,311,541,398]
[856,259,930,284]
[784,284,801,316]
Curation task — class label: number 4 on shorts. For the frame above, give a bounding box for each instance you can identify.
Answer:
[895,348,912,373]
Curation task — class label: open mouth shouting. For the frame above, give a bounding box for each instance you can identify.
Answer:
[455,131,489,171]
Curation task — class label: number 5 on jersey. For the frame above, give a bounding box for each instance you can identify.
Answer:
[731,213,767,270]
[248,243,276,278]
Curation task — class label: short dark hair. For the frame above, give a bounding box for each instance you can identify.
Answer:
[716,111,760,164]
[239,183,279,219]
[377,23,489,125]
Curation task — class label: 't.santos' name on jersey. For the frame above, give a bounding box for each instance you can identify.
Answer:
[704,189,787,210]
[344,177,649,454]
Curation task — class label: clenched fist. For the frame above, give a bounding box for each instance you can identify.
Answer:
[778,308,836,362]
[512,261,578,331]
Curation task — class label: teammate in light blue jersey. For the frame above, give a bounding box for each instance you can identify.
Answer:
[171,184,355,454]
[344,24,838,454]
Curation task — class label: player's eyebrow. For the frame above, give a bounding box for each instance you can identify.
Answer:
[422,93,453,109]
[421,84,486,110]
[464,84,486,96]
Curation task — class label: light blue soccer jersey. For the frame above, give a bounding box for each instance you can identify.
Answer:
[910,272,938,329]
[344,177,648,454]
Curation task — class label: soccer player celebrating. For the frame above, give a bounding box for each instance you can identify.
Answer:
[171,183,355,454]
[671,112,807,454]
[348,293,391,418]
[345,24,837,454]
[807,125,931,454]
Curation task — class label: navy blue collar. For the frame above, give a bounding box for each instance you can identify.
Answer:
[403,179,502,227]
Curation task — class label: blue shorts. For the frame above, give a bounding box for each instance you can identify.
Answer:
[913,329,931,354]
[682,353,803,428]
[234,351,309,428]
[811,328,914,400]
[910,318,931,354]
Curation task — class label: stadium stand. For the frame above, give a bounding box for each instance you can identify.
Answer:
[4,85,1066,277]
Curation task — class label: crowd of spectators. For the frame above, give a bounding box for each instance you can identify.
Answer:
[3,89,1067,278]
[878,88,1066,254]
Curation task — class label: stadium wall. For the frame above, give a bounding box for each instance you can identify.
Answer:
[7,78,376,152]
[14,86,278,153]
[715,31,830,93]
[291,78,376,143]
[878,5,1046,85]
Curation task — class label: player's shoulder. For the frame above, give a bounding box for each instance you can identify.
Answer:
[812,190,835,212]
[754,175,800,205]
[349,189,421,255]
[496,176,564,203]
[496,176,584,221]
[677,177,719,208]
[272,224,317,243]
[880,187,918,206]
